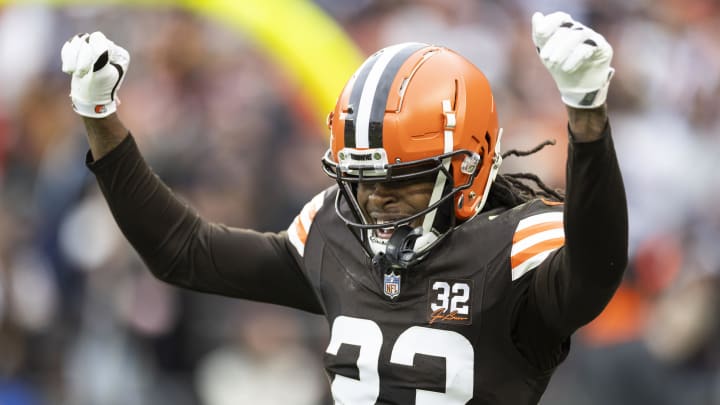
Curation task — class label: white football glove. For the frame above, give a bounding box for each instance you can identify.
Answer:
[61,32,130,118]
[532,12,614,109]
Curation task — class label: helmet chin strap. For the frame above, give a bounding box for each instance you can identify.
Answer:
[411,161,446,253]
[415,99,455,251]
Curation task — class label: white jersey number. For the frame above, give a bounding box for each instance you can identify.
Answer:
[430,281,471,315]
[326,316,474,404]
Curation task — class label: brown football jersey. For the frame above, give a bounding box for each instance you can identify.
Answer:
[289,189,565,404]
[89,127,627,405]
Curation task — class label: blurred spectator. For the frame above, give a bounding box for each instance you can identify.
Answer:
[195,305,327,405]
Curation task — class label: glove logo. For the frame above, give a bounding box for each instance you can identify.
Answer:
[94,104,107,114]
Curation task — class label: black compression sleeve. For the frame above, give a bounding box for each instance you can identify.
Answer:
[514,123,628,369]
[87,135,323,313]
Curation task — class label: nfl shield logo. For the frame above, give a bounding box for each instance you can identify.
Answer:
[384,272,401,299]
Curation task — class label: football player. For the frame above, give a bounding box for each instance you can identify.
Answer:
[61,11,627,404]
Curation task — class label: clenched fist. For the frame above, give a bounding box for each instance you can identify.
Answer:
[61,32,130,118]
[532,12,614,109]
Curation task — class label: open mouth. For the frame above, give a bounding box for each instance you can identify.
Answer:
[374,219,399,240]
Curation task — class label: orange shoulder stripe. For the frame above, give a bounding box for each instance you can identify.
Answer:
[510,237,565,270]
[296,216,308,243]
[512,221,563,244]
[287,190,327,257]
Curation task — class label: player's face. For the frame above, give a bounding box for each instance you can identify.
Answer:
[357,175,435,240]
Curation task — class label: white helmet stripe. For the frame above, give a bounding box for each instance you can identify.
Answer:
[355,42,427,148]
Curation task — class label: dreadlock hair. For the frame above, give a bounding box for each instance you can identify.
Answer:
[483,139,565,211]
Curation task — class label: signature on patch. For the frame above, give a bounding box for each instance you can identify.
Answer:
[429,308,469,324]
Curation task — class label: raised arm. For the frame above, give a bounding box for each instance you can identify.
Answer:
[61,33,322,313]
[567,104,607,142]
[514,12,628,368]
[82,113,129,160]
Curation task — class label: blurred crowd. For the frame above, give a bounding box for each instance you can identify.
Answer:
[0,0,718,404]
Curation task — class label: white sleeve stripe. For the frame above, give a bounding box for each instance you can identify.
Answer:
[511,228,565,255]
[286,190,327,258]
[299,205,314,231]
[515,212,563,231]
[287,218,305,256]
[311,192,325,209]
[299,191,326,231]
[511,249,557,281]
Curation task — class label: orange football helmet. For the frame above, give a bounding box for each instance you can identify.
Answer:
[322,42,503,260]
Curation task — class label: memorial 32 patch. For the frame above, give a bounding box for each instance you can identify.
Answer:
[427,279,473,325]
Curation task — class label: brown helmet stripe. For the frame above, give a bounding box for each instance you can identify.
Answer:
[345,43,428,149]
[344,51,383,148]
[367,43,427,148]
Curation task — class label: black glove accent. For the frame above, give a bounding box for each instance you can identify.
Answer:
[93,50,109,72]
